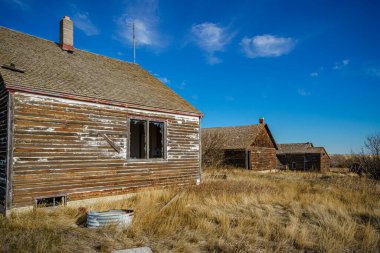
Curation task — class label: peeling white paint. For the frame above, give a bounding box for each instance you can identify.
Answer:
[17,92,200,122]
[10,92,202,209]
[190,146,200,151]
[46,127,55,132]
[186,133,199,140]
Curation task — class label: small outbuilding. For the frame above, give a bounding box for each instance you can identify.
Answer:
[0,17,202,214]
[277,143,330,171]
[202,118,278,170]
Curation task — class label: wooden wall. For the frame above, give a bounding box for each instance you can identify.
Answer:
[0,84,8,209]
[277,154,306,170]
[320,153,330,172]
[277,153,329,171]
[305,154,321,170]
[252,125,276,148]
[219,126,277,170]
[249,125,277,170]
[250,147,277,170]
[223,150,246,168]
[9,92,201,209]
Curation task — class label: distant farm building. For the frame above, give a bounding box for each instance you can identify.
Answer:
[0,17,202,215]
[277,143,330,171]
[202,118,278,170]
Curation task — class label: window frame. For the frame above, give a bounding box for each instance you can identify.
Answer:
[34,195,67,208]
[127,117,167,162]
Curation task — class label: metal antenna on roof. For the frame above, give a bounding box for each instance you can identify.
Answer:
[126,19,137,64]
[133,21,136,64]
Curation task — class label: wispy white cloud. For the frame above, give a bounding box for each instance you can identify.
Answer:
[178,80,187,90]
[207,54,222,65]
[297,88,311,96]
[116,0,167,49]
[240,35,295,58]
[225,96,235,101]
[191,94,199,100]
[333,59,350,70]
[365,67,380,78]
[158,77,170,84]
[2,0,29,10]
[310,72,319,77]
[153,73,170,84]
[190,22,235,65]
[73,12,99,36]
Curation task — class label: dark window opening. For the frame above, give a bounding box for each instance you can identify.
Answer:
[130,119,146,159]
[149,121,164,158]
[224,150,247,168]
[129,119,165,160]
[36,196,66,208]
[292,162,296,169]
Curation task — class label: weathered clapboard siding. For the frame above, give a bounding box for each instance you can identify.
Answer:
[277,154,305,170]
[249,125,277,170]
[250,147,277,170]
[320,153,330,172]
[203,123,278,170]
[0,83,8,209]
[252,126,275,149]
[276,143,330,172]
[277,153,330,171]
[10,92,201,208]
[224,150,246,168]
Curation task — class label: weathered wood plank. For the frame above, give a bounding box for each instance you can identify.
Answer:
[10,92,201,208]
[0,84,8,208]
[250,147,277,171]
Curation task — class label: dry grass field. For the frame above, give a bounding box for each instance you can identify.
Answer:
[0,168,379,253]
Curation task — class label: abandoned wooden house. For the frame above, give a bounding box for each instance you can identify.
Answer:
[0,17,202,215]
[202,118,278,170]
[276,143,330,171]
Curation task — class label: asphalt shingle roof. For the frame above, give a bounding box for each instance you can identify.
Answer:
[0,26,201,116]
[202,124,267,150]
[277,143,327,155]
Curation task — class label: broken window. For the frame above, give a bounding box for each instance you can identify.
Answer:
[129,119,165,159]
[36,196,66,208]
[130,119,147,159]
[149,121,164,158]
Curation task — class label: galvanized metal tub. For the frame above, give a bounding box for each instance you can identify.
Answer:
[86,209,134,228]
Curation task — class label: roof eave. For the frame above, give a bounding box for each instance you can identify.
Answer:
[263,124,278,150]
[6,84,203,118]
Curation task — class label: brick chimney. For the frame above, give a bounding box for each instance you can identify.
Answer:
[259,117,265,124]
[60,16,74,51]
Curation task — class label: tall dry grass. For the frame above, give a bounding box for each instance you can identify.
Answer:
[0,168,379,252]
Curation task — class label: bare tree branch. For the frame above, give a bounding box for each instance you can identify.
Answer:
[352,132,380,179]
[201,132,226,167]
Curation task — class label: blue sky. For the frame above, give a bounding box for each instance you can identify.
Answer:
[1,0,380,154]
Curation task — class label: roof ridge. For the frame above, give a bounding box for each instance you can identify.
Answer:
[0,26,59,46]
[203,124,260,130]
[278,142,311,145]
[0,25,202,116]
[0,26,136,66]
